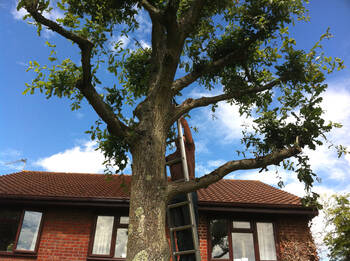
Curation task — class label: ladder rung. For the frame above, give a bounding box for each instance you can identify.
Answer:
[174,249,196,256]
[170,224,193,232]
[168,201,190,209]
[172,178,186,183]
[165,157,182,166]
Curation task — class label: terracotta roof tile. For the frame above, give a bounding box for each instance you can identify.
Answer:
[0,171,302,208]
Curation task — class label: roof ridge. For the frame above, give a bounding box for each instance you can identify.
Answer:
[221,178,262,182]
[254,180,301,199]
[3,170,129,176]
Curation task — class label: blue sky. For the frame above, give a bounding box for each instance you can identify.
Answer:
[1,1,349,259]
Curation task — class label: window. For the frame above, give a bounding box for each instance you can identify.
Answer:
[210,219,229,259]
[209,219,277,261]
[0,210,43,255]
[256,223,277,261]
[90,215,129,259]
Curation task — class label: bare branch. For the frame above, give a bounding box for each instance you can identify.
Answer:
[25,4,130,139]
[172,51,239,92]
[167,144,302,199]
[172,80,280,121]
[77,82,130,138]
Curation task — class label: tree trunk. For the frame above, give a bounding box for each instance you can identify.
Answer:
[126,125,171,261]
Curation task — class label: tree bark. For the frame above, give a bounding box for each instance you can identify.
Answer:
[127,113,171,261]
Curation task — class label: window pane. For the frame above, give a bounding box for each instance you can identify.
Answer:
[114,228,128,258]
[120,216,129,224]
[0,210,21,252]
[16,211,42,251]
[92,216,114,255]
[231,233,255,261]
[233,221,250,229]
[257,223,277,260]
[210,219,229,259]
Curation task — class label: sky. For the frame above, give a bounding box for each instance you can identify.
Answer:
[1,1,350,259]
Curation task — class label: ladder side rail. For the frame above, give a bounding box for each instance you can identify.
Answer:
[165,164,177,261]
[166,207,177,261]
[177,120,201,261]
[176,120,190,182]
[186,192,201,260]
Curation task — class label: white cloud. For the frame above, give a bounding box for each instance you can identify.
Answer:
[238,168,293,186]
[135,10,152,36]
[139,40,150,49]
[190,88,255,143]
[12,4,63,21]
[11,6,28,20]
[112,35,131,50]
[214,102,255,142]
[35,141,119,173]
[195,163,211,177]
[195,140,209,154]
[207,159,226,168]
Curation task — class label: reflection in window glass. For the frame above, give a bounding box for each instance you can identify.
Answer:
[92,216,114,255]
[210,219,229,259]
[232,233,255,261]
[232,221,251,229]
[114,228,128,258]
[257,223,277,260]
[0,210,21,252]
[16,211,42,251]
[120,216,129,224]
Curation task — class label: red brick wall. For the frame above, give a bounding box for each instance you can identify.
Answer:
[0,208,316,261]
[277,216,318,261]
[277,216,312,242]
[0,208,93,261]
[198,215,208,261]
[37,209,93,261]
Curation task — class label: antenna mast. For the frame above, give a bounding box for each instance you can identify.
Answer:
[5,158,27,171]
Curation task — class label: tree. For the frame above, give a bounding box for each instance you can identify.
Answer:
[324,194,350,261]
[17,0,344,260]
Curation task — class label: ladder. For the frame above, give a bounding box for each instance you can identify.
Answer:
[165,119,201,261]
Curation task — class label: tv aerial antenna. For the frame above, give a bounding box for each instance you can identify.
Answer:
[5,158,27,171]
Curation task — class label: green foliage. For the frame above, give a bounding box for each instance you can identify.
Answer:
[85,119,130,173]
[23,56,84,110]
[18,0,345,186]
[120,48,153,103]
[324,194,350,261]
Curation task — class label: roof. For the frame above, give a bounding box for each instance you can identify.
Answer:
[0,171,314,214]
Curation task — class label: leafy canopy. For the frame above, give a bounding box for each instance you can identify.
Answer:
[19,0,344,201]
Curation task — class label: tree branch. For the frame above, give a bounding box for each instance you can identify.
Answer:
[172,51,240,92]
[172,80,279,121]
[77,82,130,138]
[179,0,204,34]
[24,4,92,49]
[24,4,130,139]
[140,0,162,21]
[167,144,302,199]
[172,27,268,93]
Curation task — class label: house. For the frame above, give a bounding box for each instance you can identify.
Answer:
[0,171,318,261]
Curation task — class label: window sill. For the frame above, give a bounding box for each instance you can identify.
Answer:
[0,252,37,259]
